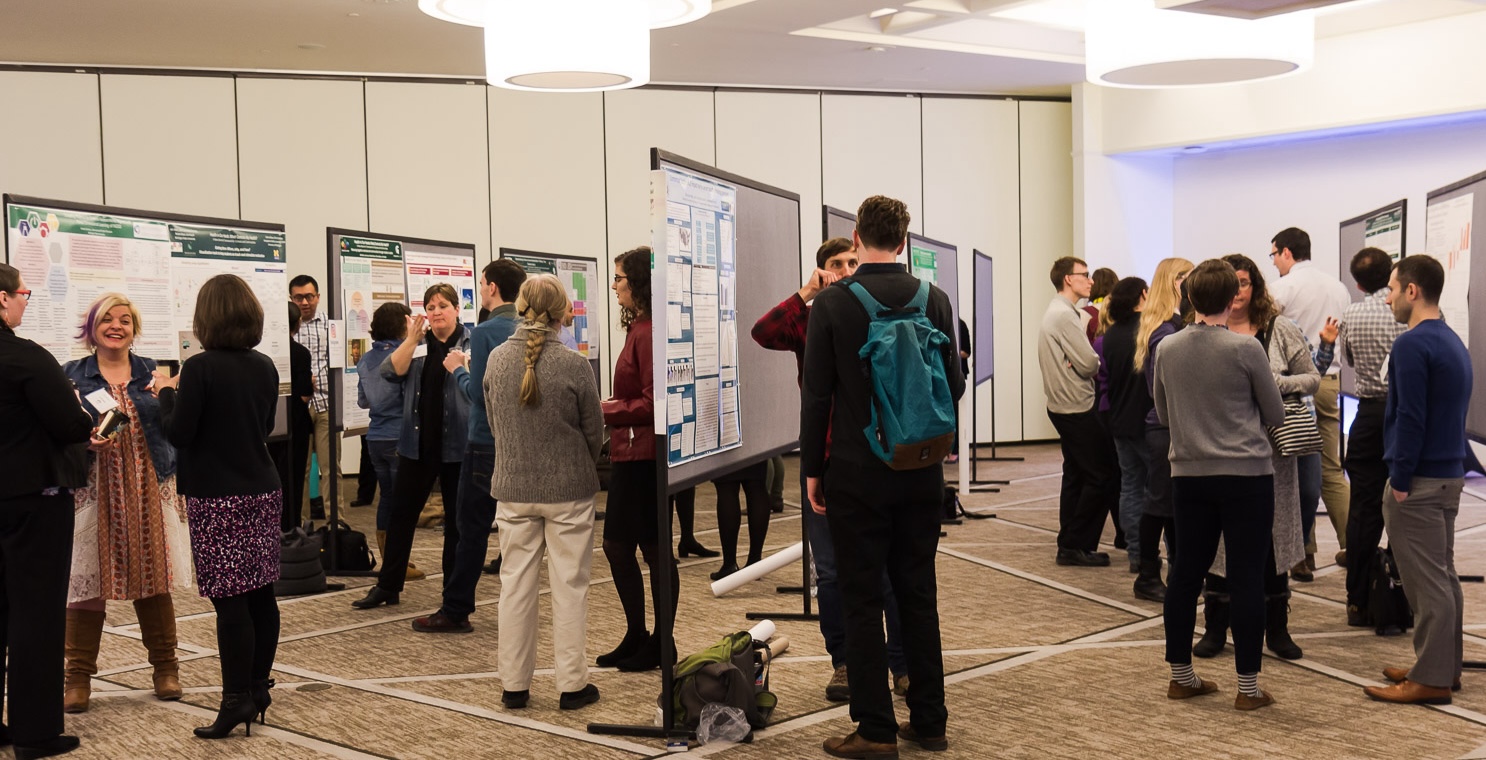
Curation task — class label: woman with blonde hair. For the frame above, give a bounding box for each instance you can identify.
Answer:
[61,293,194,714]
[484,274,604,710]
[1135,257,1194,593]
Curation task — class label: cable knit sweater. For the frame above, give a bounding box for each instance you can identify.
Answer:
[483,327,604,503]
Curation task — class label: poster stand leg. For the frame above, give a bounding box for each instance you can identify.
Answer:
[968,377,1012,494]
[747,501,818,622]
[324,373,378,579]
[588,438,696,747]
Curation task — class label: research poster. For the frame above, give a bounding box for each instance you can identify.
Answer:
[910,243,939,284]
[1425,193,1473,345]
[404,248,477,326]
[502,250,604,382]
[1364,207,1405,261]
[655,166,742,466]
[338,235,407,431]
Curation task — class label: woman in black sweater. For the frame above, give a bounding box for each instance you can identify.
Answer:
[159,274,282,739]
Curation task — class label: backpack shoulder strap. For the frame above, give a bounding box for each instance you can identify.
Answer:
[846,281,888,317]
[906,280,931,313]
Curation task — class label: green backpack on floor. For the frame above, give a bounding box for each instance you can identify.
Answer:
[665,631,778,734]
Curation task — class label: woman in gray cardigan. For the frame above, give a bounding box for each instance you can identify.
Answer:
[483,274,604,712]
[1193,254,1318,664]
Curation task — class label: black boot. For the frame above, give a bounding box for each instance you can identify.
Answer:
[1265,594,1304,660]
[677,538,719,559]
[350,586,400,609]
[595,629,649,668]
[1133,559,1167,602]
[250,679,275,725]
[616,634,663,672]
[1192,593,1229,658]
[709,563,740,582]
[193,691,258,739]
[13,735,80,760]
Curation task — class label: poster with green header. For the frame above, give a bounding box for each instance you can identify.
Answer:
[337,234,407,429]
[910,244,938,284]
[499,249,605,390]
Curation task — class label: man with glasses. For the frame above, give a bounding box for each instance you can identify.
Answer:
[290,274,335,523]
[1038,257,1118,567]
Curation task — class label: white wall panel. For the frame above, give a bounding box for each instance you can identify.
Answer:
[0,71,103,204]
[100,74,238,218]
[365,81,491,266]
[821,94,923,236]
[923,97,1022,445]
[714,90,822,280]
[1019,101,1073,441]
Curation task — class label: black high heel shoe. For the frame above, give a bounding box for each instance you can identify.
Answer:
[709,563,740,582]
[250,678,275,725]
[350,586,400,609]
[677,539,719,558]
[193,691,258,739]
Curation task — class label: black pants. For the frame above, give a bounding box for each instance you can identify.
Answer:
[825,459,946,744]
[356,437,377,504]
[1048,409,1120,552]
[376,456,461,593]
[1165,475,1274,675]
[1345,398,1389,608]
[271,402,313,530]
[0,492,75,744]
[210,583,280,692]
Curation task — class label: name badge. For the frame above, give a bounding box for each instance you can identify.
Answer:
[85,388,119,415]
[412,344,428,359]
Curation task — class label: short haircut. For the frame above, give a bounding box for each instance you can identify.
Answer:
[195,274,264,350]
[289,274,319,293]
[1090,268,1118,301]
[1272,227,1311,261]
[1106,277,1147,323]
[424,283,459,311]
[371,301,411,341]
[855,196,910,252]
[815,237,853,269]
[287,300,301,334]
[1350,247,1393,293]
[484,259,528,302]
[78,292,143,350]
[0,262,19,293]
[1394,255,1445,304]
[1049,256,1086,291]
[1185,259,1240,316]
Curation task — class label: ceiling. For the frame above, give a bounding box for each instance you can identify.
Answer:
[1,0,1483,96]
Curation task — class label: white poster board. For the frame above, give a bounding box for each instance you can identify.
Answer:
[1424,192,1473,346]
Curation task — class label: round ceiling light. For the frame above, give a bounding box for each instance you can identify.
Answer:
[1085,0,1314,88]
[649,0,711,28]
[420,0,709,28]
[484,0,650,91]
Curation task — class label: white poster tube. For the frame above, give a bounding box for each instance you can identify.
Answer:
[747,619,776,642]
[710,542,803,596]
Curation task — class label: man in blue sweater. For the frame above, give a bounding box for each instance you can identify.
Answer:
[1364,255,1472,706]
[413,259,527,633]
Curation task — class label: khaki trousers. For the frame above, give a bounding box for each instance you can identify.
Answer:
[497,496,595,693]
[301,406,341,514]
[1309,374,1350,552]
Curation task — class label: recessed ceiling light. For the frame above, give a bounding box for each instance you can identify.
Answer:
[1181,145,1207,153]
[348,12,361,16]
[869,7,899,19]
[991,0,1086,31]
[298,43,326,50]
[867,45,891,52]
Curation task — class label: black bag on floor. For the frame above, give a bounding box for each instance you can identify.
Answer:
[1368,546,1413,636]
[275,527,327,596]
[942,485,961,521]
[313,520,377,572]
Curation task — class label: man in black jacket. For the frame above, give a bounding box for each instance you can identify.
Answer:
[802,196,963,758]
[0,263,95,758]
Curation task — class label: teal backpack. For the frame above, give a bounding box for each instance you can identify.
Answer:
[847,280,957,470]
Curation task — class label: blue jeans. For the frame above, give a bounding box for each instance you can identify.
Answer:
[442,443,498,620]
[1297,452,1322,547]
[803,470,907,676]
[1112,436,1150,562]
[367,439,400,531]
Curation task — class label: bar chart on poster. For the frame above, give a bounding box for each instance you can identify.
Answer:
[499,248,606,389]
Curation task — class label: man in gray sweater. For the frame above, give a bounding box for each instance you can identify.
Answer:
[1037,256,1119,567]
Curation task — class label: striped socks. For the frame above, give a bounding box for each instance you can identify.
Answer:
[1238,672,1260,697]
[1171,663,1200,688]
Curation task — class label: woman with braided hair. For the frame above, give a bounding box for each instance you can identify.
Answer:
[484,274,604,710]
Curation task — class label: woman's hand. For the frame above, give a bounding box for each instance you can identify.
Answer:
[150,368,179,395]
[88,429,115,453]
[406,314,428,343]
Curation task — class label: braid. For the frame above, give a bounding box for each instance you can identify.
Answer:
[519,312,550,407]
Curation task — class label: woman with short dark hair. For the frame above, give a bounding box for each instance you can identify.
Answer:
[357,301,420,579]
[159,274,283,738]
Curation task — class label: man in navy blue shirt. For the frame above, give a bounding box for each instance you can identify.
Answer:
[1364,255,1472,706]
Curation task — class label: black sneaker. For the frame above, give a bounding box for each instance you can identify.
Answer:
[502,690,529,709]
[1056,549,1111,567]
[560,684,601,710]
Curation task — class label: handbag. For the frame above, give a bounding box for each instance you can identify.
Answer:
[312,520,377,572]
[1268,396,1323,457]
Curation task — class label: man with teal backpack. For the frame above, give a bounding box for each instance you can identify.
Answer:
[802,195,962,759]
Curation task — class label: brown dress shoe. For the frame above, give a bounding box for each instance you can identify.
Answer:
[1382,667,1461,691]
[411,612,473,633]
[823,732,899,760]
[1167,678,1219,699]
[1235,690,1275,711]
[1365,680,1453,705]
[897,722,948,752]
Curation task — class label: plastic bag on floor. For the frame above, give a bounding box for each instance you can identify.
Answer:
[696,703,750,745]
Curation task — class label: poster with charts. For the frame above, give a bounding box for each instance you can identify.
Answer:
[1364,207,1405,261]
[1425,193,1473,345]
[910,243,938,284]
[338,235,407,431]
[404,248,477,326]
[500,250,605,389]
[652,166,741,466]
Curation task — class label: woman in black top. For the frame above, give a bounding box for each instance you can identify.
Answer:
[0,263,94,759]
[159,274,282,740]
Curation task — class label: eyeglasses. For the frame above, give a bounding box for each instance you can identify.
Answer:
[1069,271,1090,279]
[290,293,319,304]
[612,275,628,284]
[8,290,30,301]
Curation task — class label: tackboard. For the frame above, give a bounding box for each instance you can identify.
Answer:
[907,232,960,342]
[823,205,855,243]
[653,149,803,491]
[498,247,606,393]
[973,250,995,386]
[1336,199,1407,398]
[1424,172,1486,441]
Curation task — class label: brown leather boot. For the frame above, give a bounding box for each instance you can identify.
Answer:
[64,608,107,713]
[376,529,425,582]
[134,594,183,700]
[823,732,899,759]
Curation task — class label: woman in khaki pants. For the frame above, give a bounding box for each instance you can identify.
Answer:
[483,275,604,710]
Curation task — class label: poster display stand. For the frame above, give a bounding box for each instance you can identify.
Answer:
[498,248,606,391]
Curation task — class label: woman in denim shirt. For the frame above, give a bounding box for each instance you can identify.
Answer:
[62,293,193,712]
[356,301,423,581]
[353,284,471,609]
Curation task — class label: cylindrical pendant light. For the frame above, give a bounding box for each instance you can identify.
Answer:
[483,0,650,92]
[420,0,710,29]
[1086,0,1314,88]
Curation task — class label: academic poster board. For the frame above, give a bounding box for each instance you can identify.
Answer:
[1337,199,1407,399]
[973,250,995,386]
[1424,171,1486,441]
[651,149,803,489]
[823,205,856,243]
[327,228,477,433]
[907,232,960,339]
[498,248,605,389]
[3,195,291,389]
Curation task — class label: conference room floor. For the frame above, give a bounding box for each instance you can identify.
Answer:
[52,444,1486,759]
